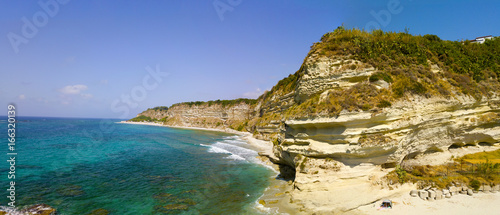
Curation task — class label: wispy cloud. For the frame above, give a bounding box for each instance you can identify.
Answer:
[59,84,88,95]
[243,88,264,99]
[58,84,93,105]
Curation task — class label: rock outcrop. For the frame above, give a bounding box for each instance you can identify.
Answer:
[133,29,500,214]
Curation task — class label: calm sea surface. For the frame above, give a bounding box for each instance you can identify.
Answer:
[0,117,273,214]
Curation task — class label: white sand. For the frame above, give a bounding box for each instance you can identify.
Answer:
[356,191,500,215]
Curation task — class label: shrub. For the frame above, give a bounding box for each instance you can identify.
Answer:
[377,100,392,108]
[369,72,393,83]
[396,165,407,183]
[470,179,480,191]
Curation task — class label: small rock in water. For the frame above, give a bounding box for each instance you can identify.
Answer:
[23,204,57,215]
[87,208,109,215]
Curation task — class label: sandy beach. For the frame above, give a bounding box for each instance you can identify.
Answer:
[356,191,500,215]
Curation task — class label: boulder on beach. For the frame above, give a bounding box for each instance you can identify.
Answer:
[449,186,458,194]
[410,190,418,197]
[428,190,436,200]
[442,189,450,195]
[467,189,473,196]
[435,190,443,200]
[419,190,429,200]
[484,185,492,193]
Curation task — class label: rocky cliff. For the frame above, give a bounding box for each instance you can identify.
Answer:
[132,100,257,131]
[133,28,500,213]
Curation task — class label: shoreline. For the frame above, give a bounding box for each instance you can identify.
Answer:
[117,121,299,214]
[118,121,500,214]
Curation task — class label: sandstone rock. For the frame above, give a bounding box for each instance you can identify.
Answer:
[484,185,492,193]
[435,190,443,200]
[419,190,429,200]
[442,189,450,195]
[428,190,436,200]
[410,190,418,197]
[22,204,57,215]
[445,193,452,198]
[494,185,500,192]
[467,189,473,196]
[449,186,458,195]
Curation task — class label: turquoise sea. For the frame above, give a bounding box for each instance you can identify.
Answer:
[0,117,274,214]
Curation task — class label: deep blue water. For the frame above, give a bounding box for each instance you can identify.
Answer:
[0,117,273,214]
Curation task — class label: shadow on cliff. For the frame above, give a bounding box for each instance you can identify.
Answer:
[276,164,296,181]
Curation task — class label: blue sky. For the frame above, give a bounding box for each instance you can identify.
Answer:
[1,0,499,119]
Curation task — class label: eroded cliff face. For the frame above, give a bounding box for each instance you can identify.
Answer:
[137,109,169,120]
[269,56,500,173]
[278,95,500,169]
[295,55,376,103]
[263,55,500,213]
[136,103,256,130]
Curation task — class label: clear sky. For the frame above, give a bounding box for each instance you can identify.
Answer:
[1,0,499,119]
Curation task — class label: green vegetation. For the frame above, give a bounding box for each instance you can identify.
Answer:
[369,71,393,83]
[148,106,169,112]
[461,149,500,164]
[311,27,500,99]
[469,179,481,191]
[171,98,258,108]
[317,27,500,81]
[395,165,408,184]
[388,149,500,188]
[128,115,168,123]
[128,115,153,122]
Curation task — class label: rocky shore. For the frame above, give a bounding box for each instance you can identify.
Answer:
[0,204,56,215]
